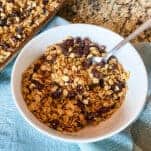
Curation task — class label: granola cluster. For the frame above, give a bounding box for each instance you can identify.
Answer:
[22,37,129,132]
[0,0,65,68]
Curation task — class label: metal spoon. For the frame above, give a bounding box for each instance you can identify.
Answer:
[93,18,151,63]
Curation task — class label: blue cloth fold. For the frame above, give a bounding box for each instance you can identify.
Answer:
[0,17,151,151]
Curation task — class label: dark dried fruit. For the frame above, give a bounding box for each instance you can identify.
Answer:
[43,0,49,5]
[50,119,59,129]
[0,19,7,26]
[67,91,76,99]
[64,39,74,48]
[91,68,103,79]
[0,42,10,50]
[82,58,92,69]
[107,55,117,63]
[77,100,85,112]
[48,54,57,63]
[85,112,96,121]
[16,27,23,34]
[88,84,98,90]
[31,80,44,90]
[59,44,68,56]
[7,0,14,3]
[99,45,106,52]
[83,38,90,45]
[75,37,82,44]
[76,85,84,93]
[111,81,125,93]
[33,64,40,72]
[83,45,90,55]
[51,88,62,99]
[97,107,110,115]
[99,79,104,88]
[98,60,106,67]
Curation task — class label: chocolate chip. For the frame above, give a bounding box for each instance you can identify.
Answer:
[43,0,49,5]
[50,119,59,129]
[91,68,103,79]
[51,88,62,99]
[82,58,92,69]
[31,80,44,90]
[0,19,7,26]
[67,91,76,99]
[76,85,84,93]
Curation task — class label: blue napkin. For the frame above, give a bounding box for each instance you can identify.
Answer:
[0,17,151,151]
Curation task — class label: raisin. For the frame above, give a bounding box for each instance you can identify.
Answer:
[91,68,103,79]
[99,79,104,88]
[33,64,40,72]
[83,45,90,55]
[51,88,62,99]
[107,55,117,63]
[83,38,90,45]
[65,39,74,48]
[76,85,84,93]
[16,27,23,34]
[99,45,106,52]
[75,37,82,44]
[67,91,76,99]
[77,100,85,112]
[85,112,96,121]
[98,60,106,67]
[88,84,97,90]
[31,80,44,90]
[43,0,49,5]
[0,19,7,26]
[82,58,92,69]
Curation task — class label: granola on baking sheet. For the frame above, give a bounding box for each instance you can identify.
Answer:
[22,37,129,132]
[60,0,151,43]
[0,0,65,69]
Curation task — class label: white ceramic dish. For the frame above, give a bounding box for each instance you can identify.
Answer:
[11,24,148,143]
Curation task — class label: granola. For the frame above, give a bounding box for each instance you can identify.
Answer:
[22,37,129,132]
[60,0,151,43]
[0,0,65,69]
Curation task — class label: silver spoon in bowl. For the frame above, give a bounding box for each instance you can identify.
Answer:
[92,19,151,63]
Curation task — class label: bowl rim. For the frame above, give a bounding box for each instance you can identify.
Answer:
[11,23,148,143]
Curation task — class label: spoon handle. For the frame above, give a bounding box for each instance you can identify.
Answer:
[108,18,151,57]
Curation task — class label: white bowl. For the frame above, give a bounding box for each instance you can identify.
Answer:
[11,24,148,143]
